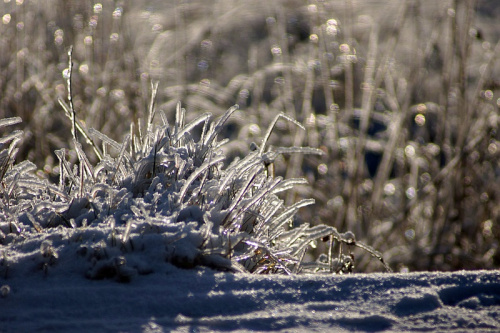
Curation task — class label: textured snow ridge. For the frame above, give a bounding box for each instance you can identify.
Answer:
[1,269,499,332]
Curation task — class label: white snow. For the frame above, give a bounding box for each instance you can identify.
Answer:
[1,261,499,332]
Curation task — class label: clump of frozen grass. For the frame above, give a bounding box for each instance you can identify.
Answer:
[0,61,390,278]
[0,100,389,279]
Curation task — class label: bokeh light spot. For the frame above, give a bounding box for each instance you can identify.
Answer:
[318,163,328,176]
[2,14,11,25]
[405,145,415,158]
[93,3,102,14]
[415,114,425,126]
[84,35,93,45]
[405,187,416,199]
[113,7,123,18]
[384,183,396,196]
[339,44,350,53]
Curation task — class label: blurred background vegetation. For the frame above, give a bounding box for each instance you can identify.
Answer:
[1,0,499,272]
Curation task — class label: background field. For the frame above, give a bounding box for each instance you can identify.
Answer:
[1,0,499,272]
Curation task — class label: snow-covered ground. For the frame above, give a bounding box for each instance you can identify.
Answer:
[1,265,499,332]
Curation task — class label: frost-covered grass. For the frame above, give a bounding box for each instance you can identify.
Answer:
[1,87,390,279]
[0,1,499,273]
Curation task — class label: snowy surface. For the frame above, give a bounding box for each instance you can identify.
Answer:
[1,265,499,332]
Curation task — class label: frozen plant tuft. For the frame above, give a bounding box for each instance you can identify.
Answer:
[0,78,390,278]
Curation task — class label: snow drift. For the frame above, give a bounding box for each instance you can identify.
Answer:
[1,267,499,332]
